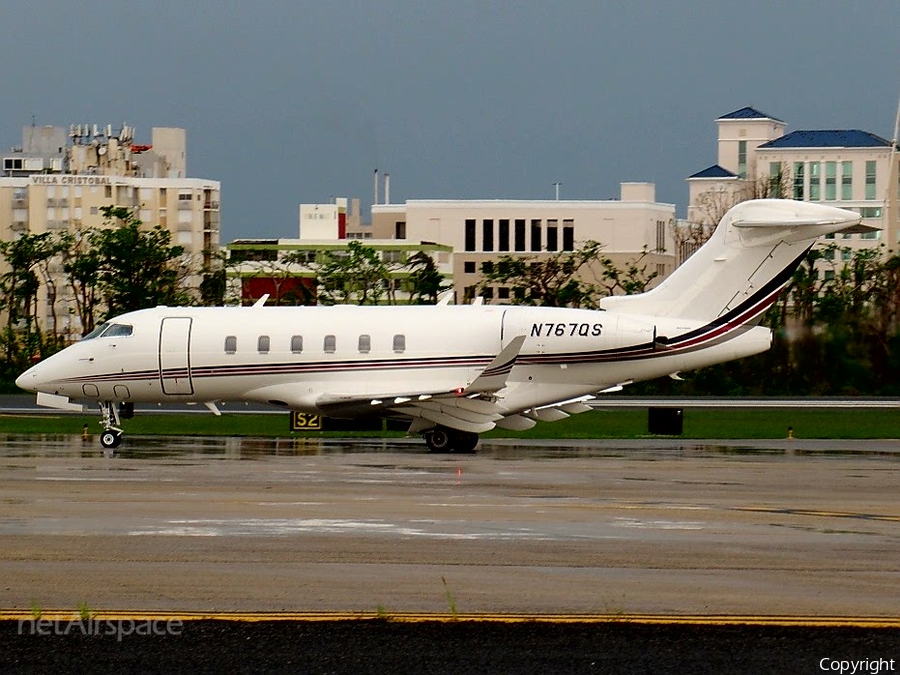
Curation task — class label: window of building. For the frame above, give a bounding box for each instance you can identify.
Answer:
[865,161,877,200]
[258,336,270,354]
[395,221,406,239]
[738,140,747,178]
[481,261,494,274]
[655,220,665,252]
[482,286,494,299]
[860,230,880,240]
[530,220,542,251]
[464,219,476,251]
[825,162,837,200]
[841,161,853,200]
[324,335,336,353]
[291,335,303,353]
[498,287,510,300]
[809,162,821,200]
[498,219,509,251]
[841,248,852,261]
[769,162,783,198]
[464,261,476,273]
[514,220,526,251]
[178,191,192,201]
[563,222,574,251]
[104,185,112,199]
[482,219,493,251]
[860,207,882,218]
[358,334,371,353]
[392,334,406,353]
[383,250,402,263]
[793,162,805,200]
[547,220,558,251]
[224,336,237,354]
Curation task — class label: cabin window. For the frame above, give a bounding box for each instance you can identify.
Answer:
[358,334,371,353]
[324,335,336,353]
[257,335,270,354]
[290,335,303,353]
[393,334,406,353]
[224,336,237,354]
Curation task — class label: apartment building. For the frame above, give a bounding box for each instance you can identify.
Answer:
[0,123,221,337]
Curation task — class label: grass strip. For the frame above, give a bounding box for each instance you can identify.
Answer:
[1,408,898,439]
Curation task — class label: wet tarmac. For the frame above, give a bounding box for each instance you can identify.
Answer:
[1,434,899,619]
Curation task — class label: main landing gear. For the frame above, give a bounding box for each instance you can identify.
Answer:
[422,426,480,453]
[98,401,131,449]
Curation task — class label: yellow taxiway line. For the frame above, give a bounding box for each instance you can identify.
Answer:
[2,611,899,628]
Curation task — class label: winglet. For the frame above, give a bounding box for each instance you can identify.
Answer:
[465,335,526,394]
[253,294,270,308]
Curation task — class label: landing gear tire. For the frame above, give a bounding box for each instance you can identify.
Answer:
[451,431,479,454]
[423,427,480,453]
[424,428,454,453]
[100,429,122,449]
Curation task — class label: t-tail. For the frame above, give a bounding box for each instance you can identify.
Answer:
[600,199,863,323]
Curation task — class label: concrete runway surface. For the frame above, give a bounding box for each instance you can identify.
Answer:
[1,434,899,617]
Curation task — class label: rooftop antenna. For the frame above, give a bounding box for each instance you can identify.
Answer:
[553,182,561,200]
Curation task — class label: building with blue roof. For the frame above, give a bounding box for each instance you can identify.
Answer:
[685,107,899,261]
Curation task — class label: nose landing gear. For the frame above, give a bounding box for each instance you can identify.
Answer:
[98,401,124,449]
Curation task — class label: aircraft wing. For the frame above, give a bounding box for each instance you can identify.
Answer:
[315,335,528,433]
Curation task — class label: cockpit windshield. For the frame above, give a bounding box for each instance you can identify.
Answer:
[81,323,134,340]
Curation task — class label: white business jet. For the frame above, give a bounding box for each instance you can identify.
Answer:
[17,199,862,452]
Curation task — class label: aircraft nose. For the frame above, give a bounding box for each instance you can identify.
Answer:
[16,364,39,393]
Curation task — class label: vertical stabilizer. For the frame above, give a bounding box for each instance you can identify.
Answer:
[600,199,862,322]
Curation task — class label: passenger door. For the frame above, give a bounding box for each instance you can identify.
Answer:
[159,317,193,395]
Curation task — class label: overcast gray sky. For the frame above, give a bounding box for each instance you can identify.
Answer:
[1,1,898,240]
